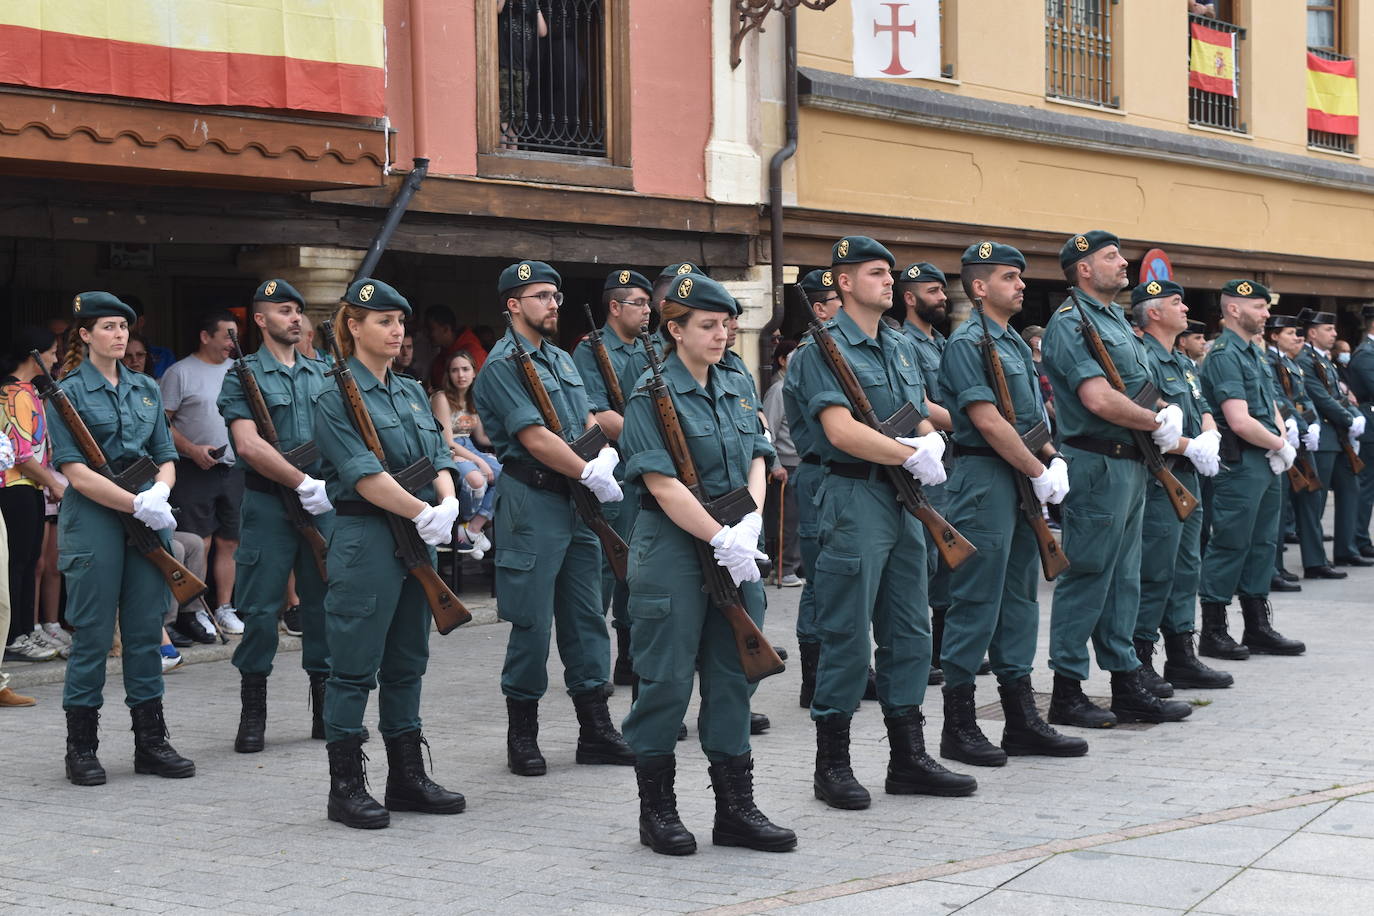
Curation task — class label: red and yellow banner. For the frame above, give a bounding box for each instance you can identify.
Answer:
[0,1,384,117]
[1307,52,1358,136]
[1189,22,1237,97]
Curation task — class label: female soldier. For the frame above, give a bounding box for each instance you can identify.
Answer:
[312,278,465,829]
[619,273,796,856]
[46,292,194,786]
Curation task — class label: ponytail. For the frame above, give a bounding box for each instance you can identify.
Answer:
[331,304,370,360]
[58,319,95,379]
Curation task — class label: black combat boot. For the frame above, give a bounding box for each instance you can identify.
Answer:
[885,710,978,797]
[506,697,546,776]
[383,729,465,814]
[572,688,635,765]
[64,706,106,786]
[750,712,770,735]
[939,683,1007,767]
[1109,668,1193,723]
[798,641,819,708]
[326,734,389,829]
[1132,638,1174,698]
[612,626,635,686]
[234,673,268,754]
[635,755,696,855]
[1162,632,1233,688]
[813,715,871,810]
[1047,673,1116,729]
[708,753,797,852]
[309,671,327,740]
[998,676,1088,757]
[1198,601,1249,660]
[130,699,195,778]
[1239,596,1306,656]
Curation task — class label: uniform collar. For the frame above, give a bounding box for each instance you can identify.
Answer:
[602,326,639,352]
[1069,287,1116,311]
[254,344,298,374]
[663,351,716,396]
[346,355,387,391]
[903,320,941,343]
[1218,327,1259,354]
[1141,332,1174,361]
[972,311,1010,340]
[77,357,123,391]
[833,306,888,349]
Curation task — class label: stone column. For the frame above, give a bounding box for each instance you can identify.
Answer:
[945,282,973,334]
[716,264,787,389]
[705,0,764,205]
[236,246,366,323]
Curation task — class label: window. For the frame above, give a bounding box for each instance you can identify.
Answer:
[1045,0,1118,108]
[1187,8,1245,133]
[1307,1,1355,154]
[939,0,956,79]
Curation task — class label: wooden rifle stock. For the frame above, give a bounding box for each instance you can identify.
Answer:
[582,304,626,414]
[1311,358,1366,475]
[1272,360,1324,492]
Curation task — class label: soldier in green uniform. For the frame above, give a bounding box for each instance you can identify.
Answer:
[48,292,195,786]
[217,279,335,753]
[1265,314,1313,593]
[311,278,466,829]
[1041,231,1192,727]
[474,260,635,777]
[789,236,976,810]
[571,268,652,686]
[619,272,794,856]
[1346,306,1374,558]
[937,242,1086,766]
[1197,280,1305,662]
[1128,280,1232,692]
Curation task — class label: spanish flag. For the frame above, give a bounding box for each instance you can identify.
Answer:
[0,1,384,118]
[1307,52,1358,136]
[1188,21,1237,97]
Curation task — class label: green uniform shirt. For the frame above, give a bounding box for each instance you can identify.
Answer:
[720,348,750,379]
[571,326,644,415]
[1141,333,1209,437]
[1298,343,1356,450]
[48,359,177,472]
[1346,336,1374,442]
[901,321,946,405]
[788,307,928,465]
[1199,328,1280,437]
[312,357,456,504]
[782,339,820,460]
[1042,288,1151,442]
[620,353,773,496]
[941,312,1042,448]
[474,329,592,466]
[217,346,332,475]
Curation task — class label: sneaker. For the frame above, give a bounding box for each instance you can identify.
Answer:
[281,605,303,637]
[213,605,244,635]
[0,686,37,707]
[779,574,804,587]
[160,645,184,673]
[193,607,219,640]
[463,523,492,554]
[5,633,59,662]
[453,526,476,555]
[30,626,70,659]
[41,622,72,647]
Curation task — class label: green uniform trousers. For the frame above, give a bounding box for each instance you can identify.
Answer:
[942,457,1038,688]
[924,482,951,613]
[494,475,609,702]
[1356,457,1374,551]
[1199,449,1281,603]
[1292,454,1334,569]
[621,508,763,762]
[811,473,930,719]
[1275,481,1293,573]
[231,488,331,678]
[793,460,822,645]
[322,514,432,742]
[1315,451,1360,561]
[1136,467,1202,642]
[598,480,633,631]
[1049,449,1146,680]
[59,491,170,710]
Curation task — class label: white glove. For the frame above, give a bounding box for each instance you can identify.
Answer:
[1303,423,1321,453]
[294,475,333,516]
[1283,416,1300,451]
[1351,414,1367,439]
[710,523,768,585]
[1352,436,1362,457]
[1152,404,1184,453]
[132,481,176,531]
[762,426,774,444]
[1265,443,1297,475]
[411,496,461,547]
[734,511,764,548]
[580,446,623,503]
[896,432,947,486]
[1030,457,1070,505]
[1183,429,1221,477]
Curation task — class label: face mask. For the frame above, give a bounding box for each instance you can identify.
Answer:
[1338,352,1352,366]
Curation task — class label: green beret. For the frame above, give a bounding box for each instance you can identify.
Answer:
[896,262,947,286]
[253,278,305,308]
[663,272,735,315]
[604,269,652,294]
[1059,230,1120,270]
[72,291,136,322]
[1220,278,1271,302]
[1266,314,1302,330]
[1130,278,1185,306]
[658,261,703,280]
[960,241,1026,271]
[343,278,411,317]
[499,260,561,296]
[799,269,835,293]
[831,236,895,268]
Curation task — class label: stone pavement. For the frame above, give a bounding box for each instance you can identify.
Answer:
[1,557,1372,914]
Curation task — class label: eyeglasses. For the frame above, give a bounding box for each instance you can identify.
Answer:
[519,291,564,306]
[615,298,651,308]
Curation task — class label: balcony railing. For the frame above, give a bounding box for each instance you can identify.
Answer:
[1188,14,1245,133]
[1308,47,1357,154]
[498,0,606,157]
[1045,0,1117,108]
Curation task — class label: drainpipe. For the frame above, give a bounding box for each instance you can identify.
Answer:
[760,9,798,393]
[409,0,431,160]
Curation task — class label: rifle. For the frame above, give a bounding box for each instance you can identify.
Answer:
[805,319,977,569]
[226,328,330,579]
[1310,356,1366,475]
[582,304,626,415]
[31,352,207,608]
[502,312,630,581]
[972,304,1070,581]
[318,322,471,634]
[1071,299,1198,520]
[1271,358,1323,492]
[638,332,785,683]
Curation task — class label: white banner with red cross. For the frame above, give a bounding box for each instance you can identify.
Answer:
[851,0,941,80]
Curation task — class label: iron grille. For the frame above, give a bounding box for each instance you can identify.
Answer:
[1188,14,1245,133]
[1045,0,1117,108]
[1307,47,1356,154]
[498,0,606,157]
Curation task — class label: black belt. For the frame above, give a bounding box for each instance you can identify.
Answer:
[504,460,571,496]
[244,471,274,494]
[1064,436,1141,461]
[334,501,384,517]
[801,454,822,466]
[826,460,891,484]
[952,444,1000,459]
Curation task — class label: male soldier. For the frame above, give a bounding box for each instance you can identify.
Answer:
[473,260,635,776]
[788,236,975,810]
[1176,319,1208,366]
[936,242,1085,766]
[572,269,652,686]
[217,280,336,752]
[1041,230,1192,727]
[1265,314,1315,593]
[1128,280,1232,693]
[1346,305,1374,558]
[1197,281,1305,659]
[1298,309,1370,573]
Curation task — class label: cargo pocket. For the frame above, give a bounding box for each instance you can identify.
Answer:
[627,593,687,682]
[949,528,1004,606]
[325,583,377,619]
[1060,507,1114,574]
[494,548,540,628]
[57,552,96,627]
[813,550,864,637]
[234,545,260,568]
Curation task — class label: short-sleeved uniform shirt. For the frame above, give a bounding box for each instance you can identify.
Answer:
[940,314,1042,448]
[782,339,820,461]
[571,327,644,416]
[1199,328,1280,437]
[48,359,177,477]
[217,346,332,476]
[474,329,592,466]
[1042,288,1152,443]
[901,321,947,406]
[1142,333,1209,439]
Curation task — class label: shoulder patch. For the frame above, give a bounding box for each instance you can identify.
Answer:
[1058,305,1073,314]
